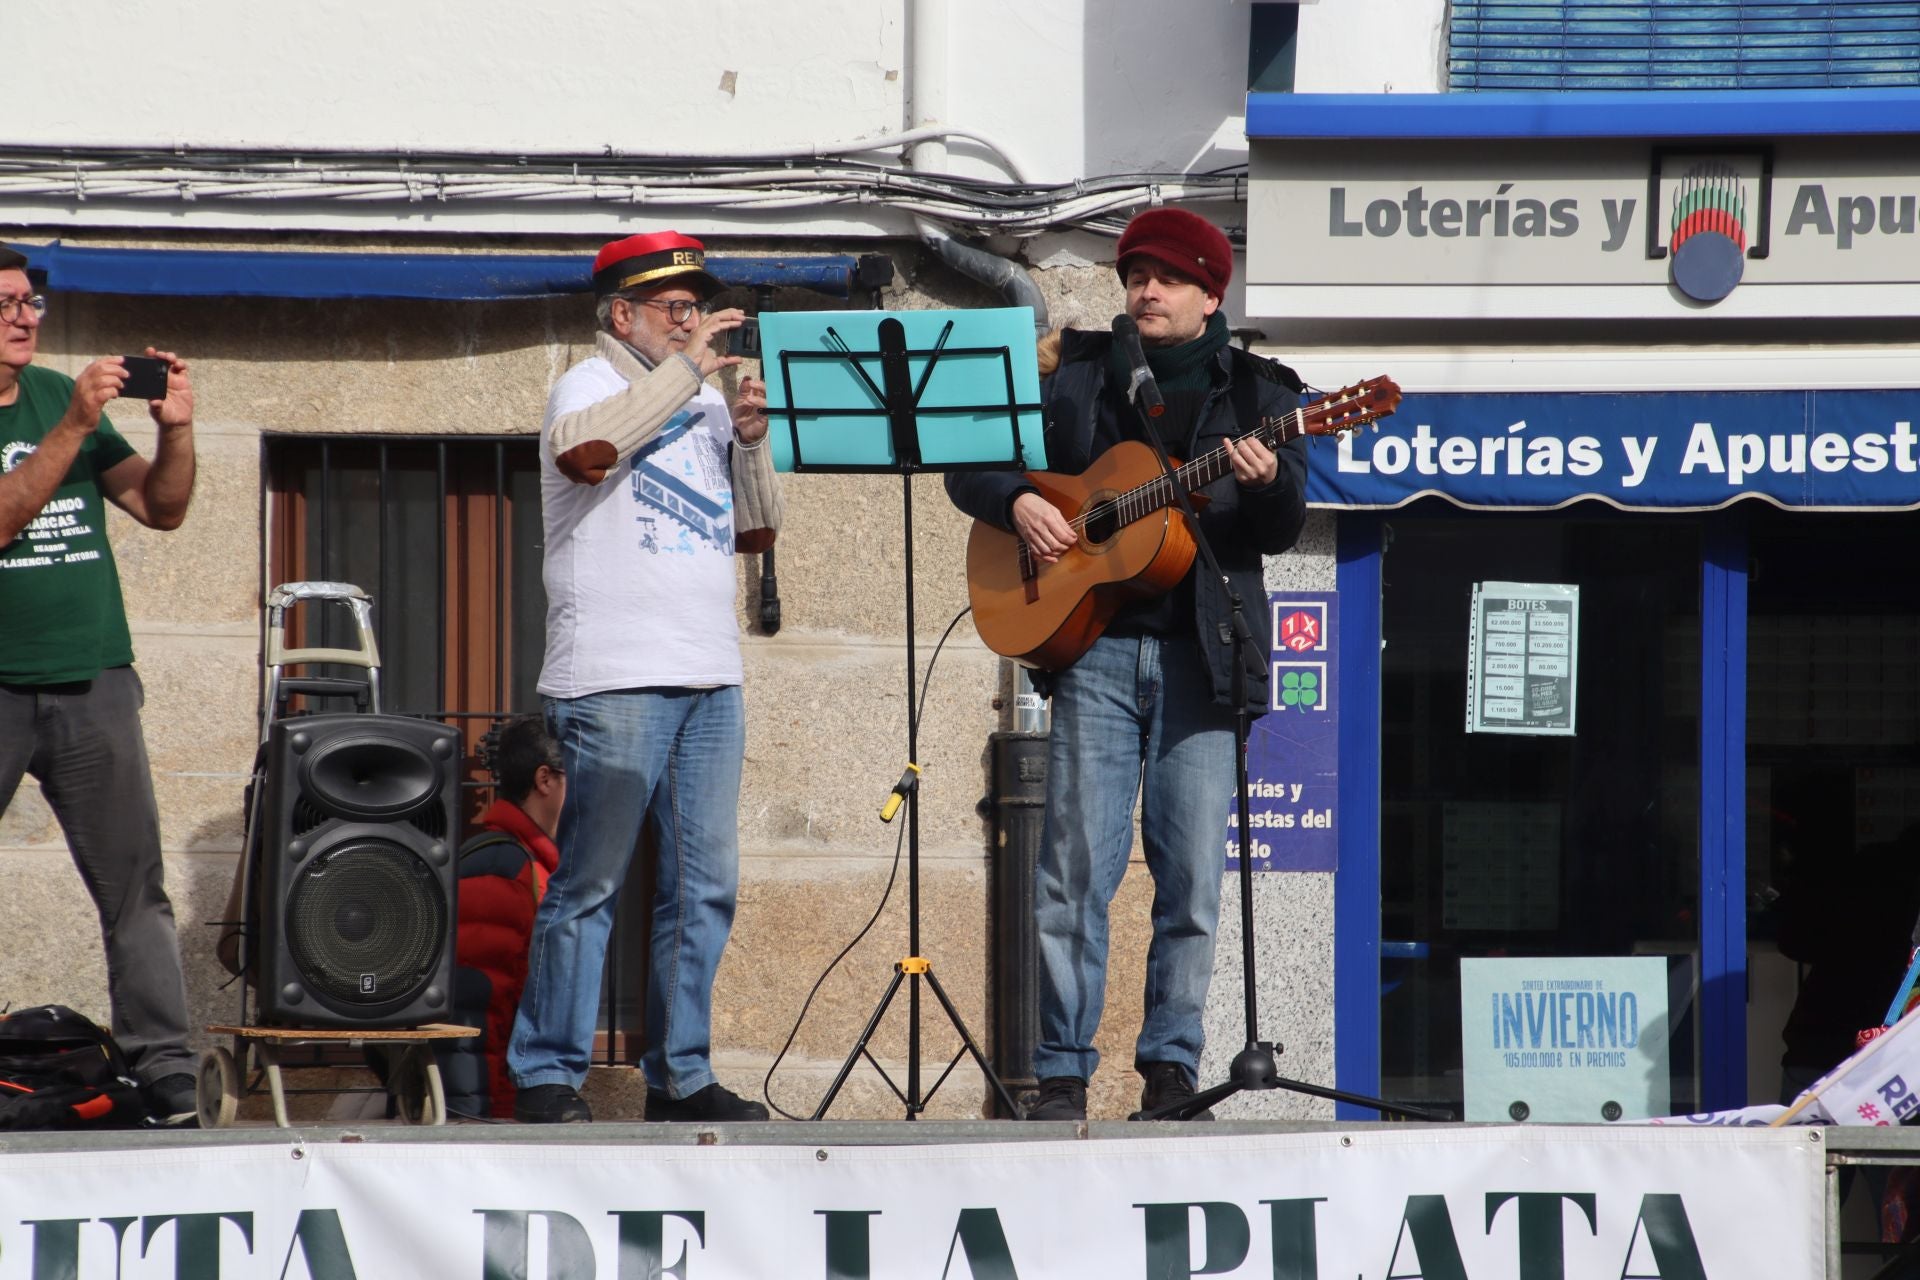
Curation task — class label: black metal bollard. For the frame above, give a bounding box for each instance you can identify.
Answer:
[987,730,1047,1117]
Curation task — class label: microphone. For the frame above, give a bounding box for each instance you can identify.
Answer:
[1111,314,1165,418]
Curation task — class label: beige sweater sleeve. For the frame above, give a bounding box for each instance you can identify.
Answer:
[548,332,705,484]
[730,434,785,553]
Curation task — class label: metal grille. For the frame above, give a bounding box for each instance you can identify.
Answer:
[1449,1,1920,90]
[263,434,545,720]
[284,840,448,1005]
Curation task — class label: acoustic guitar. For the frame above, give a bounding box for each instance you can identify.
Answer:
[966,376,1401,671]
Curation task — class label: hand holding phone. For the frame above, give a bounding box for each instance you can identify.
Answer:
[119,355,170,402]
[734,317,761,358]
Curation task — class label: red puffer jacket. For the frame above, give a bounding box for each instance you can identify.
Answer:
[443,799,559,1118]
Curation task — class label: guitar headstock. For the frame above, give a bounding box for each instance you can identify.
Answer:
[1300,376,1403,438]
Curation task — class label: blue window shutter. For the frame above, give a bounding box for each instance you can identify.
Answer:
[1449,1,1920,91]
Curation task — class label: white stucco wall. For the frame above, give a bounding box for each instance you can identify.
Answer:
[1295,0,1448,93]
[10,0,1265,237]
[943,0,1255,179]
[20,0,906,156]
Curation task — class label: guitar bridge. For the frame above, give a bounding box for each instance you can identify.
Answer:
[1018,541,1040,603]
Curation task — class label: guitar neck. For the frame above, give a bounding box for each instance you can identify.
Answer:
[1131,408,1304,515]
[1050,377,1393,552]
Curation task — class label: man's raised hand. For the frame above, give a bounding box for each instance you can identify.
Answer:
[683,308,747,378]
[62,358,130,434]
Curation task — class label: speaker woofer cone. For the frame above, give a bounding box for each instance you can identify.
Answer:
[283,838,449,1007]
[299,732,440,821]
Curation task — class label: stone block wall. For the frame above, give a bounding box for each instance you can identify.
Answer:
[0,233,1339,1122]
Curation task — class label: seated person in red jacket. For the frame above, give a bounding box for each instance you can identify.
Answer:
[440,714,565,1119]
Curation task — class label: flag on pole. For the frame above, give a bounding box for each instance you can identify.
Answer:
[1773,1003,1920,1127]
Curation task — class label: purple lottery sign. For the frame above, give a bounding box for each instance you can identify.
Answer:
[1225,592,1339,872]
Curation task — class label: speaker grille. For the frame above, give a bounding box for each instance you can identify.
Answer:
[289,796,443,840]
[290,795,329,837]
[407,804,447,841]
[283,839,449,1006]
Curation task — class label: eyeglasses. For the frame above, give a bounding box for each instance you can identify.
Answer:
[0,295,46,324]
[627,297,711,325]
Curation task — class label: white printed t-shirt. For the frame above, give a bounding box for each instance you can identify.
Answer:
[537,352,742,698]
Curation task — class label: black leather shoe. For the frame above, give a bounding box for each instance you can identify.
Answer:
[1134,1062,1215,1121]
[144,1073,200,1127]
[1025,1075,1087,1121]
[514,1083,593,1123]
[645,1082,769,1122]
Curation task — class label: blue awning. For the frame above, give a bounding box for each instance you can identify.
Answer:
[4,240,864,300]
[1246,88,1920,140]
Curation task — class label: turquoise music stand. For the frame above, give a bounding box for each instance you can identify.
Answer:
[759,307,1040,1121]
[761,307,1046,473]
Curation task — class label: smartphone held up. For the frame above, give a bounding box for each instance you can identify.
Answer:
[118,355,170,402]
[725,316,761,359]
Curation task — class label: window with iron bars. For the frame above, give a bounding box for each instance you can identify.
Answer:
[263,433,652,1064]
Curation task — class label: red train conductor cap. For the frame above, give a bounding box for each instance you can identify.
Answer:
[591,231,724,299]
[1114,208,1233,299]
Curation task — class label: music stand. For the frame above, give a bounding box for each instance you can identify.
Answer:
[760,306,1045,1121]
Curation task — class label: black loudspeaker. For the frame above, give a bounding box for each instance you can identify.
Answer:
[253,713,460,1028]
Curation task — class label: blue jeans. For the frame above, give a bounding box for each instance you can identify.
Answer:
[507,685,744,1098]
[1033,633,1236,1083]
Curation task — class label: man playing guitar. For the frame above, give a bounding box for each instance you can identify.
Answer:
[944,207,1309,1122]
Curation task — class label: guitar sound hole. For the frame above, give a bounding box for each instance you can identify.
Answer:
[1082,490,1120,546]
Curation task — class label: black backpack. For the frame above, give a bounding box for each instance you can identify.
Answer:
[0,1005,148,1129]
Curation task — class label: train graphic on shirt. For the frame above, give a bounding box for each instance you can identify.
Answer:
[628,408,734,555]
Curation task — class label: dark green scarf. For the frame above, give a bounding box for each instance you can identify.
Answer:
[1108,310,1230,395]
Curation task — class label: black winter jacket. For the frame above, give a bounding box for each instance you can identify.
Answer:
[945,328,1307,715]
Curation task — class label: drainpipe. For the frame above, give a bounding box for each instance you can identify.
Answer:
[911,205,1053,738]
[917,221,1050,342]
[910,0,1046,1114]
[907,0,952,177]
[906,0,1050,343]
[906,0,1051,735]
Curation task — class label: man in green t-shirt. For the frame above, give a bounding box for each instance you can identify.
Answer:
[0,246,202,1124]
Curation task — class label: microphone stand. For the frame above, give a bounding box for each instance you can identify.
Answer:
[1122,345,1447,1124]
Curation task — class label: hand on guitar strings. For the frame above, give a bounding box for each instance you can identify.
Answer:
[1011,491,1078,564]
[1224,434,1279,488]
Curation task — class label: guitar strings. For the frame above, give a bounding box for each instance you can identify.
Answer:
[1057,403,1306,538]
[1015,384,1380,557]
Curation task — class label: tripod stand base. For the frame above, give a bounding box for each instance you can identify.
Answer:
[809,959,1024,1122]
[1130,1042,1452,1123]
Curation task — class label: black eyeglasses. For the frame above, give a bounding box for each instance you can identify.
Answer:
[628,297,711,325]
[0,295,46,324]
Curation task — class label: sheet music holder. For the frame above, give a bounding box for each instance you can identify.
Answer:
[758,306,1041,1121]
[761,307,1046,474]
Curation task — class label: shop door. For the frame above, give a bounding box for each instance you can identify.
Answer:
[1746,509,1920,1110]
[1368,502,1705,1119]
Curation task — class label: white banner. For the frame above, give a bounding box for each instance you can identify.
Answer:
[0,1127,1823,1279]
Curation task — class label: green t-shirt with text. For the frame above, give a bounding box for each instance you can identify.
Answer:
[0,364,138,683]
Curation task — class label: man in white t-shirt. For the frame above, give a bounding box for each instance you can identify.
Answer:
[508,231,783,1124]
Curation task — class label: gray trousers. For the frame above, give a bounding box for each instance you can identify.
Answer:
[0,666,195,1082]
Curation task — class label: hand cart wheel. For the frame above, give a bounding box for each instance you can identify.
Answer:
[387,1044,446,1126]
[196,1046,241,1129]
